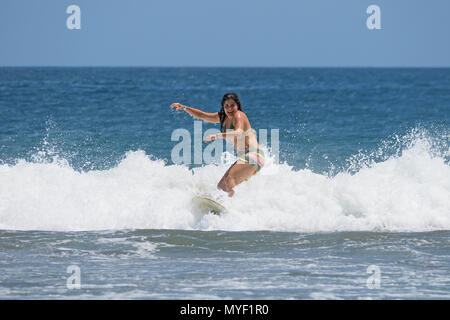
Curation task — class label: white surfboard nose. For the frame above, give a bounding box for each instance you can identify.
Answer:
[191,195,228,216]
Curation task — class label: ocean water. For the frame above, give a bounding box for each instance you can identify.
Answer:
[0,67,449,299]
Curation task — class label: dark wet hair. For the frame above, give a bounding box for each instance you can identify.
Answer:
[219,93,242,132]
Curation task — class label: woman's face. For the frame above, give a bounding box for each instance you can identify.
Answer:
[223,99,238,117]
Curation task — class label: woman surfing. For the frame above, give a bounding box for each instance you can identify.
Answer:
[170,93,265,197]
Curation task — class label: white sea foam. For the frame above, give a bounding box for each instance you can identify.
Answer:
[0,133,449,232]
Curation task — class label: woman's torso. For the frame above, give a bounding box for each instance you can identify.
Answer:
[223,112,259,153]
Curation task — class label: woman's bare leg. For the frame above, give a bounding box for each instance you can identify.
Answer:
[217,161,256,197]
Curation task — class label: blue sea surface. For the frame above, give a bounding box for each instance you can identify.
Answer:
[0,67,449,299]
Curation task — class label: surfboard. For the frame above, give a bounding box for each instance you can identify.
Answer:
[191,195,228,215]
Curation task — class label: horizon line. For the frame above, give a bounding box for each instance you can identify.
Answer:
[1,65,450,69]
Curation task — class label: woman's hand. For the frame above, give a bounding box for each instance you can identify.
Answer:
[170,103,186,111]
[204,133,219,142]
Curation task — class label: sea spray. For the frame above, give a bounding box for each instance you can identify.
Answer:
[1,130,449,232]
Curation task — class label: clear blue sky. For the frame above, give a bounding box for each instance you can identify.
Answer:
[1,0,449,67]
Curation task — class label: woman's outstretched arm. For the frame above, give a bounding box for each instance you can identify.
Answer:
[170,103,219,123]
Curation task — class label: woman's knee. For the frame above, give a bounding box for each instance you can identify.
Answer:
[217,181,225,191]
[217,176,235,191]
[217,179,227,191]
